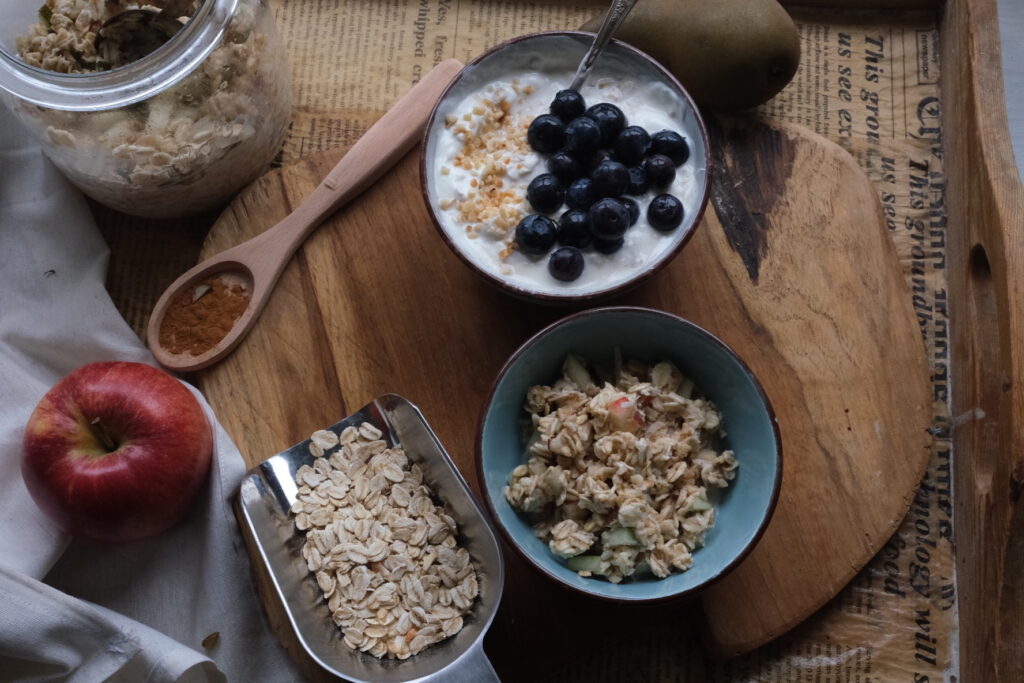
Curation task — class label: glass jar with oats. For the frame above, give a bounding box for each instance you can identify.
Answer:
[0,0,292,218]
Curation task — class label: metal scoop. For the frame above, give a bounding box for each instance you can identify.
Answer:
[235,394,504,682]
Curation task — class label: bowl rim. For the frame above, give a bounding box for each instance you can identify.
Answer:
[474,305,783,604]
[418,30,713,304]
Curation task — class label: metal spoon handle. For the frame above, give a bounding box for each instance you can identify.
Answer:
[569,0,640,91]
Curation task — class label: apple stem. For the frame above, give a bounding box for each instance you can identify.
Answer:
[89,417,120,453]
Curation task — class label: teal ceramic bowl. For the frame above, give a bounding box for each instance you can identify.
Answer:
[476,307,782,603]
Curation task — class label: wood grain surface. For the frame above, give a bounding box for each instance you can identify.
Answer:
[942,0,1024,679]
[195,115,931,675]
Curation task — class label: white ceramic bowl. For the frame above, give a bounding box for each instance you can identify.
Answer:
[420,31,711,304]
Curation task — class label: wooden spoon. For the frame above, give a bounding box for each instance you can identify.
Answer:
[146,59,464,372]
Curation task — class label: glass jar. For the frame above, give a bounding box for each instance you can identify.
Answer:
[0,0,292,218]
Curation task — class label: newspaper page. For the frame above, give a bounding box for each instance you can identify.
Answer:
[273,1,598,161]
[269,2,954,681]
[105,1,954,679]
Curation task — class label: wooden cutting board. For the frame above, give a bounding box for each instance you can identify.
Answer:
[194,114,931,674]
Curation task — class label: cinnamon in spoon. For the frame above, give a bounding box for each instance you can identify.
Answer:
[158,275,250,356]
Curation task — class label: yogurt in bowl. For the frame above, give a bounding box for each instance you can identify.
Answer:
[421,32,711,302]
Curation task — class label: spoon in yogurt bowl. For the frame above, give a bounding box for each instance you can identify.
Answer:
[146,59,464,372]
[569,0,640,91]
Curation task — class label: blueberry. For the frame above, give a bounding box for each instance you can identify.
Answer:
[585,102,626,146]
[515,214,557,254]
[650,130,690,165]
[614,126,651,166]
[527,114,565,154]
[593,236,625,254]
[626,166,648,195]
[563,117,602,158]
[547,152,583,182]
[557,210,592,248]
[527,173,564,214]
[588,197,630,241]
[647,194,684,231]
[620,197,640,226]
[585,149,615,172]
[548,246,585,282]
[590,160,629,197]
[550,89,586,123]
[643,154,676,188]
[565,178,597,211]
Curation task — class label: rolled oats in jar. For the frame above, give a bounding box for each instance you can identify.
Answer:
[0,0,292,218]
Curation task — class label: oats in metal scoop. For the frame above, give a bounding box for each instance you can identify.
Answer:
[291,423,479,660]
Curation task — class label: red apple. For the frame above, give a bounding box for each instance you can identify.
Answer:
[21,361,214,543]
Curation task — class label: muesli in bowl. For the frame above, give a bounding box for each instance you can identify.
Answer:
[505,352,739,584]
[477,307,781,603]
[421,31,710,303]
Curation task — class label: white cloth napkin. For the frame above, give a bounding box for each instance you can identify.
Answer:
[0,104,299,681]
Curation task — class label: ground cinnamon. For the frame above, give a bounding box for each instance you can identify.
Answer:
[159,276,250,356]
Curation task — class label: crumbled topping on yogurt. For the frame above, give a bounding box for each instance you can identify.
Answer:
[442,82,538,253]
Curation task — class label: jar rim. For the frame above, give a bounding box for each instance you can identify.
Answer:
[0,0,239,111]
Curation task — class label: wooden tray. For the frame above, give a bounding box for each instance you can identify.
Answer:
[91,0,1024,677]
[938,0,1024,679]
